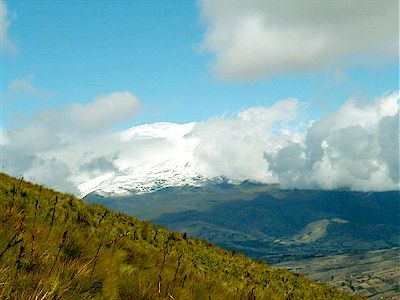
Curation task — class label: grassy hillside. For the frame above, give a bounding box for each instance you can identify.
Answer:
[0,173,358,299]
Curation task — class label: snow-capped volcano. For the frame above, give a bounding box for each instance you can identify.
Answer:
[79,160,244,197]
[78,159,208,196]
[77,122,208,196]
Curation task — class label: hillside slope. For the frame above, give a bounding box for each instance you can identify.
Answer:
[0,173,357,299]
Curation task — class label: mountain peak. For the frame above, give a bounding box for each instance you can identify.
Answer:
[77,121,273,197]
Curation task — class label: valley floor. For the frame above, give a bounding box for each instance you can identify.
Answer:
[275,247,400,300]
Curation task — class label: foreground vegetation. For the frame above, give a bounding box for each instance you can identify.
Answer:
[0,173,358,299]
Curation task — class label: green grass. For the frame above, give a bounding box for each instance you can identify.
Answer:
[0,173,359,299]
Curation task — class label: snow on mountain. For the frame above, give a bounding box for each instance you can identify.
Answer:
[77,122,208,197]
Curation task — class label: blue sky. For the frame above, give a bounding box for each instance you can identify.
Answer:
[2,1,398,129]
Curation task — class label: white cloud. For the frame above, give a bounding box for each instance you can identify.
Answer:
[266,92,399,191]
[0,1,17,55]
[8,122,60,152]
[2,91,141,192]
[378,113,399,183]
[191,99,302,182]
[67,91,141,131]
[199,1,398,80]
[238,98,298,124]
[2,91,398,194]
[8,74,54,99]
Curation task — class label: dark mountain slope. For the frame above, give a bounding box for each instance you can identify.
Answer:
[152,189,399,261]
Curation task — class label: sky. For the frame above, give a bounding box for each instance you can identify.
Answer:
[1,0,399,194]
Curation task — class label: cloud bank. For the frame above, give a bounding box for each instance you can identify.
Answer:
[199,1,399,80]
[2,91,399,194]
[265,93,399,191]
[2,91,141,193]
[191,99,303,183]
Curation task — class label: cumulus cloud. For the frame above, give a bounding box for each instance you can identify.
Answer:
[7,121,60,152]
[0,0,17,55]
[2,91,141,193]
[199,1,398,80]
[2,91,398,194]
[191,99,302,182]
[67,92,140,131]
[192,92,399,191]
[266,92,399,191]
[8,74,54,100]
[378,113,399,183]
